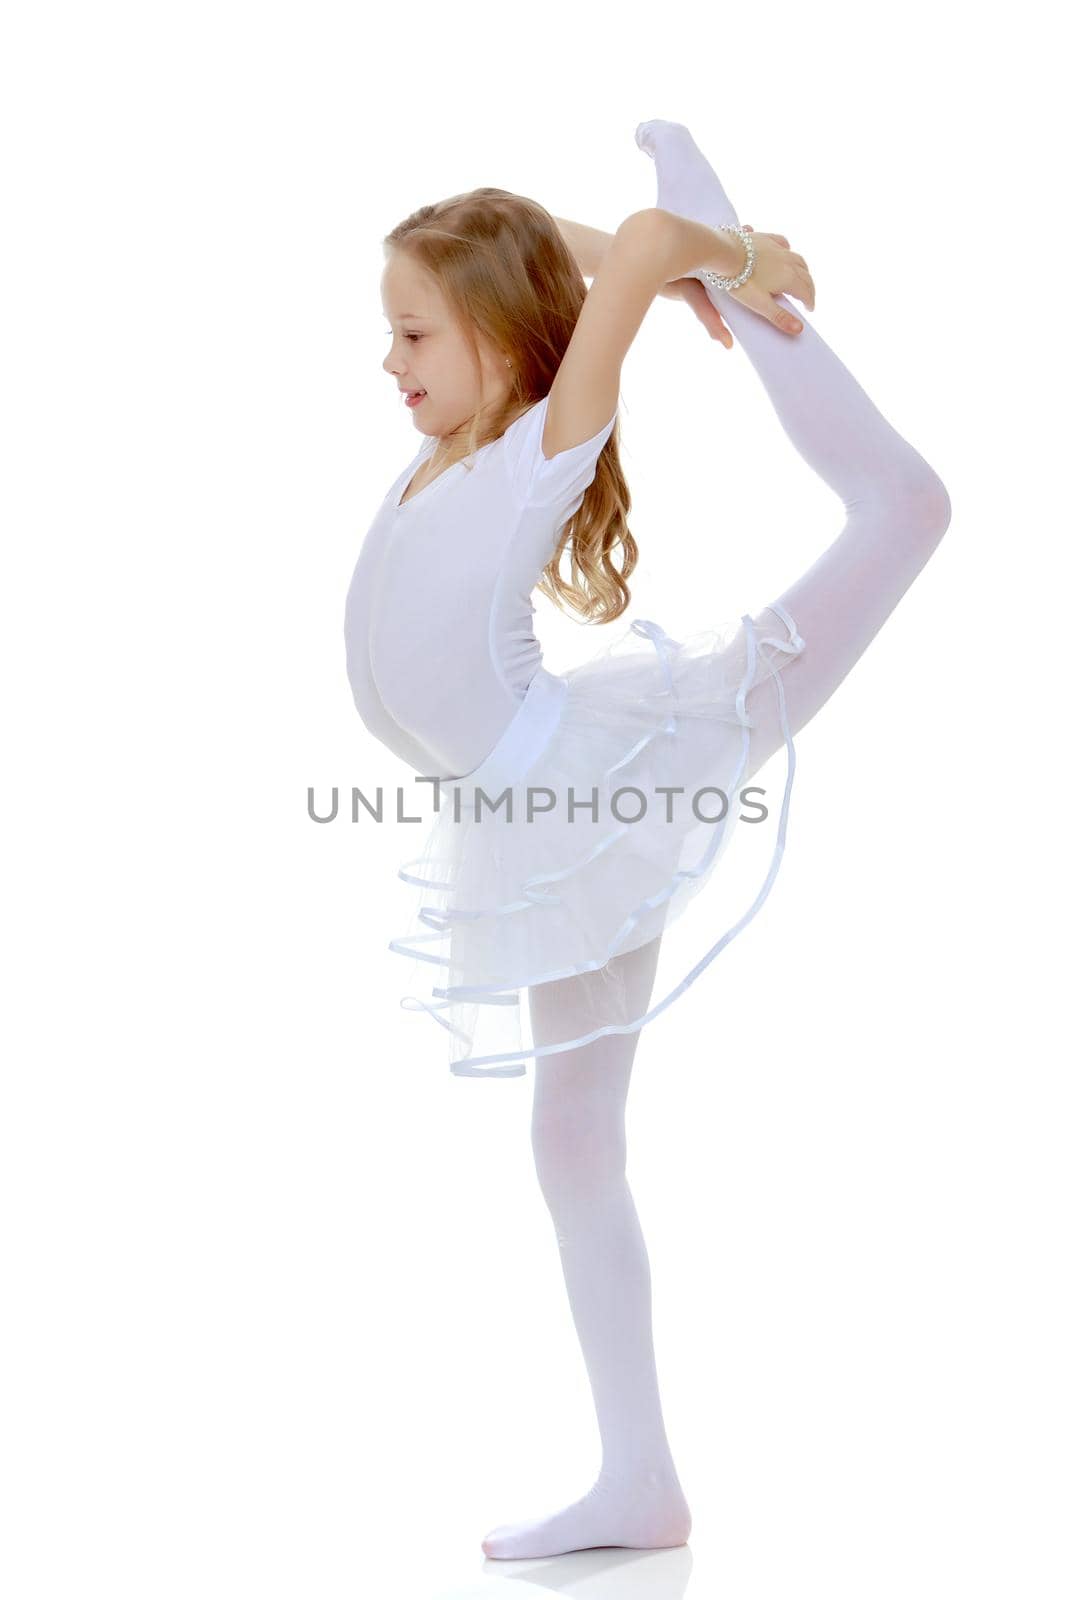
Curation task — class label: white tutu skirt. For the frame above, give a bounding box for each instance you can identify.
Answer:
[389,603,807,1077]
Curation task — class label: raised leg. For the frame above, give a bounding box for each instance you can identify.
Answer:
[636,119,952,777]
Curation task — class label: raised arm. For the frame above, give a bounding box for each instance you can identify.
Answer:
[554,211,737,350]
[544,208,740,459]
[545,209,812,459]
[552,216,614,280]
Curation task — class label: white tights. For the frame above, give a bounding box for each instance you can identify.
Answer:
[481,120,952,1561]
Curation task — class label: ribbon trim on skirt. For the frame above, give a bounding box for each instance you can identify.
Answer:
[387,601,806,1077]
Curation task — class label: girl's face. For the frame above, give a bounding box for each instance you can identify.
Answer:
[381,250,510,445]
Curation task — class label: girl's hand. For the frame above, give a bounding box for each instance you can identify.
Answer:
[723,224,814,333]
[659,226,813,346]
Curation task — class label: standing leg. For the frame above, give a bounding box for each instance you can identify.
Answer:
[636,120,953,777]
[481,933,693,1560]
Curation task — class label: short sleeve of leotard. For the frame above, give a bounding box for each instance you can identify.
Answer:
[502,394,618,512]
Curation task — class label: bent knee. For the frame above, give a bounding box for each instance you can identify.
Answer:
[885,468,953,545]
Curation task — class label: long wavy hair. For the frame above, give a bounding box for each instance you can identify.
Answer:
[383,186,637,626]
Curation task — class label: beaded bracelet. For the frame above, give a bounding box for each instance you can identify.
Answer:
[692,223,755,292]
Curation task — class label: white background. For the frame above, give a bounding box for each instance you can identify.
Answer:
[2,3,1063,1597]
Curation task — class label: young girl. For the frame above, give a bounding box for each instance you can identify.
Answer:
[344,120,951,1559]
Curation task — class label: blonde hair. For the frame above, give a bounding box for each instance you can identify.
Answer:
[383,186,638,626]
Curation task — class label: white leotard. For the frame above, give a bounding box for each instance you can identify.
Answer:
[344,396,617,779]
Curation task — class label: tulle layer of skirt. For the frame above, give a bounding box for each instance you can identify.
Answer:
[388,603,807,1077]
